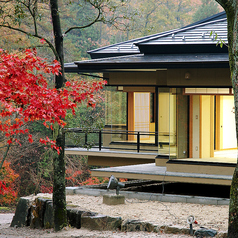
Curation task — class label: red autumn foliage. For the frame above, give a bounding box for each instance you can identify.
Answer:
[0,161,19,205]
[40,185,53,194]
[0,49,106,153]
[65,168,127,187]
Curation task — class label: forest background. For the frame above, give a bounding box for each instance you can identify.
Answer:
[0,0,223,206]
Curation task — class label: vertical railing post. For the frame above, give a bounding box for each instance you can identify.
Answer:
[137,131,140,153]
[85,132,87,146]
[155,86,159,145]
[99,130,102,151]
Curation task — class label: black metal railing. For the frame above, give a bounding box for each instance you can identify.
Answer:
[65,128,160,153]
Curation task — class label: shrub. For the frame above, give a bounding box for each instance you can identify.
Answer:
[0,161,19,206]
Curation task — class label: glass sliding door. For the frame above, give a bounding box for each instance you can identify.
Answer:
[157,88,188,159]
[158,88,176,157]
[134,93,150,140]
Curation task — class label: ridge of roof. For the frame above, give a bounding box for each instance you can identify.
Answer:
[87,29,176,54]
[185,11,226,27]
[87,11,226,55]
[136,17,227,45]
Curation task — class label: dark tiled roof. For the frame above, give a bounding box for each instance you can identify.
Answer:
[138,18,227,46]
[137,18,227,54]
[88,12,227,58]
[87,29,176,59]
[64,12,229,73]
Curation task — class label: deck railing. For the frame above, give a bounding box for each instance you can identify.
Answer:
[65,128,160,153]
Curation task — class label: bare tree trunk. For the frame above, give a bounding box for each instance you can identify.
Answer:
[50,0,67,231]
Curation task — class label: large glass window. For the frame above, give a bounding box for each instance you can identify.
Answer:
[103,86,189,157]
[105,86,127,126]
[104,86,127,143]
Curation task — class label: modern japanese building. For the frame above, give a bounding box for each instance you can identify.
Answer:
[65,12,236,186]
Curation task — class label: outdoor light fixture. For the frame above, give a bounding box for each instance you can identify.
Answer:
[185,72,191,80]
[107,175,125,195]
[187,215,195,235]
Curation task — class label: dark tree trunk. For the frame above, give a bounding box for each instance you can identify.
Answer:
[53,128,67,231]
[50,0,67,231]
[50,0,65,89]
[229,168,238,237]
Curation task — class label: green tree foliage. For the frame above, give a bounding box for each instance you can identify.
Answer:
[0,1,222,60]
[193,0,220,22]
[112,0,198,40]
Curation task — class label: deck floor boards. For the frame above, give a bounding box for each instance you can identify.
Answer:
[91,163,233,185]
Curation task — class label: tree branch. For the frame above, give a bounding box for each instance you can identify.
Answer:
[0,24,60,60]
[64,6,101,35]
[0,142,11,170]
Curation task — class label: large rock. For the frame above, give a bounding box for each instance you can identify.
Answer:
[164,225,190,234]
[67,207,82,229]
[121,219,154,232]
[81,211,122,230]
[10,197,32,227]
[44,200,54,228]
[30,198,50,228]
[217,231,227,238]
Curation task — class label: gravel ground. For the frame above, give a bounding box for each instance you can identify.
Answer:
[0,222,197,238]
[0,193,229,237]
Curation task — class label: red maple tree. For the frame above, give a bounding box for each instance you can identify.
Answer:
[0,48,106,169]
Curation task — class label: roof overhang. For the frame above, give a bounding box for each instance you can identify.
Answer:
[65,53,229,74]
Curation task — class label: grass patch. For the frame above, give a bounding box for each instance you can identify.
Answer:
[0,206,15,213]
[0,207,11,211]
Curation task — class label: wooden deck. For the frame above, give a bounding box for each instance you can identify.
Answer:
[91,163,233,186]
[65,147,237,185]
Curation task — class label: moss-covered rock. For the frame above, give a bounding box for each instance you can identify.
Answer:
[10,197,32,227]
[81,211,122,230]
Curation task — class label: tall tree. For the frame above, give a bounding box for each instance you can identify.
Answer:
[0,0,123,231]
[213,1,238,237]
[0,48,105,230]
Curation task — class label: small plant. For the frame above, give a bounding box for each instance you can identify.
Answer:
[0,161,19,206]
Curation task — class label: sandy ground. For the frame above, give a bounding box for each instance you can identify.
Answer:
[0,193,229,237]
[0,223,198,238]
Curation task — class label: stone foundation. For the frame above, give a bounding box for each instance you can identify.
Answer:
[10,196,121,231]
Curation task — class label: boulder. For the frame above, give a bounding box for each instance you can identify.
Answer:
[67,207,82,229]
[164,225,190,234]
[81,211,122,230]
[10,197,32,227]
[44,200,54,229]
[121,219,154,232]
[30,198,50,228]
